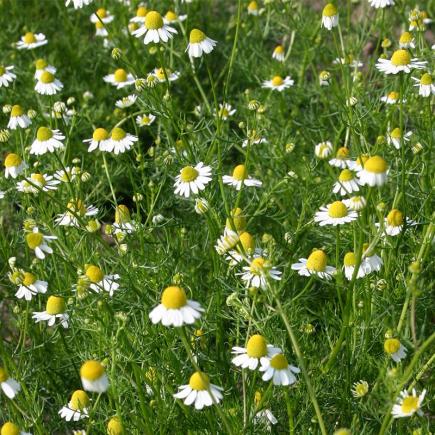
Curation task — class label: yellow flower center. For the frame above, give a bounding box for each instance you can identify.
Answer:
[23,272,37,286]
[107,417,123,435]
[384,338,400,354]
[246,334,267,358]
[40,71,55,84]
[35,58,47,70]
[1,422,20,435]
[0,66,5,75]
[4,153,22,168]
[23,32,36,44]
[322,3,337,17]
[188,372,210,391]
[115,205,131,224]
[96,21,104,29]
[111,127,126,141]
[70,390,90,411]
[248,1,258,11]
[336,147,349,158]
[46,296,66,315]
[136,6,148,17]
[180,166,199,182]
[420,73,432,85]
[0,367,7,382]
[145,11,163,30]
[85,265,104,283]
[338,169,353,182]
[306,250,327,272]
[274,45,284,54]
[93,128,109,141]
[364,156,387,173]
[67,199,86,216]
[390,49,411,66]
[31,173,46,185]
[80,360,105,381]
[10,105,24,117]
[343,252,356,267]
[270,353,288,370]
[390,128,401,139]
[26,232,43,249]
[226,207,246,232]
[96,8,107,18]
[232,164,248,181]
[114,69,128,83]
[354,383,368,397]
[239,232,254,253]
[399,32,412,44]
[387,209,403,227]
[250,257,267,275]
[37,126,53,141]
[161,286,187,309]
[189,29,206,44]
[165,11,177,21]
[401,396,419,414]
[387,91,399,100]
[271,76,284,86]
[141,116,151,124]
[328,201,348,218]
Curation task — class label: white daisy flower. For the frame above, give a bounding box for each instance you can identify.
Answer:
[30,127,65,155]
[187,28,217,58]
[0,65,16,87]
[347,155,369,172]
[351,380,369,398]
[103,69,135,89]
[343,252,366,280]
[387,128,412,150]
[90,8,113,24]
[223,164,262,190]
[16,32,47,50]
[333,169,360,195]
[262,75,294,91]
[32,296,69,328]
[272,45,285,62]
[392,388,426,418]
[115,94,137,109]
[25,227,57,260]
[242,135,267,148]
[164,10,187,24]
[83,128,110,152]
[361,244,383,274]
[215,229,240,255]
[357,155,388,187]
[319,70,331,86]
[247,1,259,15]
[113,204,136,234]
[35,71,63,95]
[259,353,300,386]
[328,147,352,168]
[0,422,30,435]
[314,201,358,226]
[232,335,281,370]
[376,49,426,75]
[216,103,236,120]
[377,209,416,236]
[55,199,98,227]
[368,0,394,8]
[174,162,212,198]
[0,368,21,399]
[4,153,27,179]
[399,32,415,48]
[380,91,401,104]
[94,21,108,37]
[384,338,407,363]
[17,173,60,194]
[136,113,156,127]
[149,286,204,327]
[321,3,339,30]
[14,272,48,301]
[83,265,120,297]
[59,390,90,422]
[343,196,366,211]
[151,67,180,82]
[105,127,138,154]
[315,141,333,159]
[33,58,57,80]
[132,10,177,44]
[129,6,148,23]
[194,197,209,214]
[54,166,81,183]
[7,105,32,130]
[239,257,282,289]
[412,73,435,97]
[174,372,223,410]
[291,249,336,280]
[80,360,109,393]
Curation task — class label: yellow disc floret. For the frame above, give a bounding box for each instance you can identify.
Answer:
[401,396,419,414]
[145,11,163,30]
[37,127,53,141]
[390,49,411,67]
[93,128,109,141]
[35,58,47,70]
[0,367,8,382]
[180,166,199,182]
[399,32,412,44]
[136,6,148,17]
[232,164,248,181]
[322,3,337,17]
[338,169,354,182]
[343,252,356,267]
[274,45,284,54]
[226,207,246,232]
[10,105,24,117]
[26,232,43,249]
[390,128,401,139]
[306,250,327,272]
[107,416,124,435]
[114,69,127,83]
[420,73,432,85]
[387,209,403,227]
[246,334,267,358]
[4,153,22,168]
[115,205,131,224]
[271,76,284,87]
[188,371,210,391]
[364,156,387,173]
[328,201,348,218]
[1,422,20,435]
[70,389,90,410]
[80,360,105,381]
[40,71,55,84]
[161,286,187,309]
[31,173,46,185]
[250,257,267,275]
[23,272,37,286]
[384,338,400,354]
[111,127,126,141]
[85,265,104,283]
[248,1,258,11]
[67,199,86,216]
[46,296,66,315]
[270,353,288,370]
[239,232,254,253]
[23,32,36,44]
[336,147,349,158]
[96,8,107,19]
[165,11,177,22]
[387,91,399,100]
[190,29,206,44]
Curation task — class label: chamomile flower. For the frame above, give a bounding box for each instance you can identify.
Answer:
[13,271,48,301]
[378,208,415,236]
[104,69,135,89]
[174,162,212,198]
[17,173,60,194]
[357,155,388,187]
[0,65,16,87]
[368,0,394,8]
[35,71,63,95]
[132,10,177,44]
[262,75,294,91]
[136,113,156,127]
[412,73,435,97]
[216,103,236,120]
[399,32,415,49]
[113,204,135,234]
[130,6,148,23]
[7,105,32,130]
[239,257,282,289]
[0,422,31,435]
[59,390,90,422]
[315,141,333,159]
[107,417,123,435]
[392,389,426,418]
[25,227,57,260]
[173,371,223,410]
[351,380,369,398]
[30,127,65,155]
[90,8,114,24]
[384,338,407,362]
[272,45,285,62]
[333,169,360,195]
[80,360,109,393]
[343,252,366,280]
[321,3,339,30]
[151,67,180,82]
[242,135,267,148]
[65,0,93,8]
[215,229,240,255]
[4,153,27,179]
[314,201,358,226]
[194,197,209,214]
[115,94,137,108]
[83,265,120,297]
[54,166,81,183]
[329,147,352,168]
[55,199,98,227]
[33,58,56,79]
[260,353,300,386]
[94,21,108,37]
[149,285,204,327]
[247,1,259,15]
[291,249,336,280]
[104,128,138,154]
[387,128,412,150]
[187,29,217,58]
[223,164,262,190]
[376,49,426,75]
[232,335,281,370]
[32,296,69,328]
[0,368,21,399]
[16,32,47,49]
[381,91,401,104]
[164,10,187,24]
[343,196,366,211]
[348,154,369,172]
[84,128,110,152]
[361,243,383,274]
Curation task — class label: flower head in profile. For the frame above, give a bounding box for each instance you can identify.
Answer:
[16,32,47,49]
[333,169,360,195]
[17,173,60,194]
[164,10,187,24]
[383,209,405,236]
[35,71,63,95]
[104,69,135,89]
[9,269,48,301]
[81,264,120,297]
[0,422,31,435]
[357,155,388,186]
[55,199,98,227]
[387,127,412,150]
[272,45,285,62]
[107,417,124,435]
[84,128,110,152]
[90,7,113,24]
[380,91,401,104]
[399,31,415,49]
[187,29,217,58]
[32,296,69,328]
[34,58,56,80]
[30,127,65,155]
[0,65,16,88]
[59,390,90,421]
[291,249,336,280]
[343,196,366,211]
[113,204,135,234]
[7,105,32,130]
[260,352,300,386]
[247,1,259,15]
[240,256,282,289]
[223,164,262,190]
[384,338,407,362]
[342,252,366,280]
[314,201,358,226]
[4,153,27,179]
[392,388,426,418]
[321,4,338,30]
[361,243,383,274]
[132,10,177,44]
[130,6,148,23]
[351,380,369,398]
[315,141,333,159]
[80,360,109,393]
[329,147,352,168]
[105,127,138,154]
[150,67,180,82]
[173,371,223,410]
[25,227,57,260]
[376,49,426,75]
[115,94,137,109]
[0,367,21,399]
[412,73,435,97]
[174,162,212,198]
[262,75,294,91]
